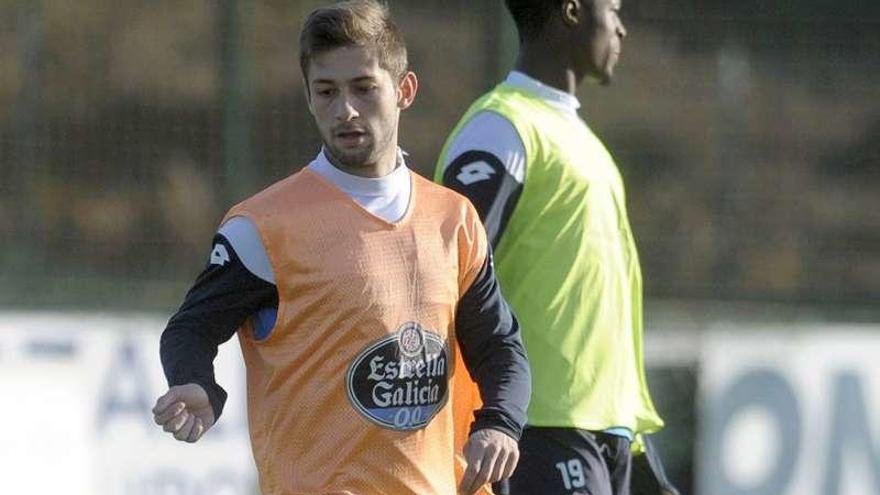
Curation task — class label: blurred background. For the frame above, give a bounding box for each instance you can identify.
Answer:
[1,1,878,494]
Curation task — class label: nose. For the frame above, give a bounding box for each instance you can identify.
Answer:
[334,93,359,122]
[618,20,627,38]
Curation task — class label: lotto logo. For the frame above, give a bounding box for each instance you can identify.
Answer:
[456,162,496,185]
[210,244,230,266]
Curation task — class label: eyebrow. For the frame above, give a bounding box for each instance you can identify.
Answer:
[311,75,378,86]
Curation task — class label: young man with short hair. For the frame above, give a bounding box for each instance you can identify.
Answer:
[436,0,675,494]
[153,2,530,494]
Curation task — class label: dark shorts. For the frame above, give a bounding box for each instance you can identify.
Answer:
[503,427,632,495]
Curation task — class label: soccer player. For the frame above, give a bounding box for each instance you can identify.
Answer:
[436,0,675,494]
[152,2,530,494]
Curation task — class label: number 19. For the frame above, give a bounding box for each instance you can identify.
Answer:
[555,459,586,490]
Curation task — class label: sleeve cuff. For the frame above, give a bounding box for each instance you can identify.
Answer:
[471,409,524,441]
[169,374,228,421]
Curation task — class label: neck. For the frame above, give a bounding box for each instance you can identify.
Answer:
[324,146,398,178]
[514,42,581,95]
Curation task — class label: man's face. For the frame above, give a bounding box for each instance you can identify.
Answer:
[306,45,414,172]
[576,0,627,85]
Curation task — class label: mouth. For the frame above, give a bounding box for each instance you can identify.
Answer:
[334,128,368,146]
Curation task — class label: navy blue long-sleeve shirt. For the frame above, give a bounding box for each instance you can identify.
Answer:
[160,230,530,440]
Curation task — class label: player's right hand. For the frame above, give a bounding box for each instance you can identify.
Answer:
[152,383,215,443]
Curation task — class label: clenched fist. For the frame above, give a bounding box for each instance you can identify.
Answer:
[152,383,216,443]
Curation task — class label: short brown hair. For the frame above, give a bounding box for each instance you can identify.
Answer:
[299,0,408,81]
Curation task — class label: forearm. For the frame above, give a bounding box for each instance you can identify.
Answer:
[462,307,530,440]
[161,312,232,422]
[456,253,531,440]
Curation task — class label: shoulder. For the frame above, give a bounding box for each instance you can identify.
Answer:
[225,169,324,221]
[414,172,466,203]
[446,111,523,154]
[240,169,315,207]
[441,110,528,186]
[443,86,530,154]
[414,173,481,216]
[217,216,274,283]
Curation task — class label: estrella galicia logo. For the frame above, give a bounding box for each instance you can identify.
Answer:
[346,322,449,431]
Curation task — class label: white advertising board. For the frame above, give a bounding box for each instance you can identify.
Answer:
[0,313,258,495]
[699,325,880,495]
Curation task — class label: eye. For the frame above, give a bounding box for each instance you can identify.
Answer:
[315,87,336,98]
[356,85,378,95]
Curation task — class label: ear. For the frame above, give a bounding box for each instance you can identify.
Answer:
[562,0,582,27]
[397,71,418,110]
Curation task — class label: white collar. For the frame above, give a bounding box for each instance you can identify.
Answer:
[505,71,581,114]
[309,148,410,198]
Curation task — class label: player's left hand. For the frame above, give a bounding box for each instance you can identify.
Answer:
[459,428,519,495]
